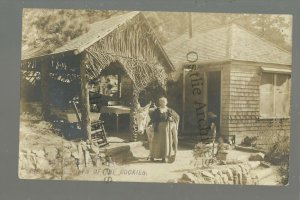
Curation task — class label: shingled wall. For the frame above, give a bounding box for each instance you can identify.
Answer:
[224,63,291,145]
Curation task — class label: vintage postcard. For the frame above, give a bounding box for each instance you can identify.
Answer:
[19,9,292,185]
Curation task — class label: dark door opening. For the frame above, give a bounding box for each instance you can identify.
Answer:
[207,71,221,138]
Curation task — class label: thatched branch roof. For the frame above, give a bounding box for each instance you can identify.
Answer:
[22,11,174,91]
[82,12,174,91]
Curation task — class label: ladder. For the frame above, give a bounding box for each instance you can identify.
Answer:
[72,100,109,147]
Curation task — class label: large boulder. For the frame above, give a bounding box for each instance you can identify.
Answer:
[181,172,199,183]
[222,168,233,181]
[19,152,36,171]
[249,153,265,161]
[220,173,229,184]
[44,146,58,161]
[201,171,215,179]
[31,149,45,158]
[35,157,51,171]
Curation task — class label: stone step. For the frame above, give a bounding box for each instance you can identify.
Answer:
[98,140,145,163]
[235,145,265,153]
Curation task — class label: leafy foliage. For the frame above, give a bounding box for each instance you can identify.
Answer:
[263,132,289,185]
[22,9,121,54]
[22,9,292,55]
[265,134,290,165]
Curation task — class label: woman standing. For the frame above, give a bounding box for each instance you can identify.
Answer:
[150,97,179,163]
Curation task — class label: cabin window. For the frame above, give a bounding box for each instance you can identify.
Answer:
[259,72,291,118]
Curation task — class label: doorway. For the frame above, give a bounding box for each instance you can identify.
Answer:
[206,71,221,138]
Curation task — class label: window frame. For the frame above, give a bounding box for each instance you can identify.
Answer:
[259,71,291,120]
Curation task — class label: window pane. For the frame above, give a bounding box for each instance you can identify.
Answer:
[260,93,274,118]
[276,74,290,93]
[260,73,274,92]
[275,93,290,117]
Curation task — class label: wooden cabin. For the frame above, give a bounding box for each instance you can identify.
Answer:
[21,11,174,141]
[164,24,292,144]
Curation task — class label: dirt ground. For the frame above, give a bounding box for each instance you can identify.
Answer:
[72,144,281,185]
[18,118,282,185]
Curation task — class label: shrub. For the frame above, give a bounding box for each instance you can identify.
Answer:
[193,143,213,159]
[279,164,289,185]
[264,134,289,185]
[265,135,289,165]
[241,136,257,147]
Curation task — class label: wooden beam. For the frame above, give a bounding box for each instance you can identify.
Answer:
[117,74,121,99]
[79,53,92,141]
[130,86,139,141]
[41,58,51,119]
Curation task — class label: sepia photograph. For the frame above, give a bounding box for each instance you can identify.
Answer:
[19,9,292,185]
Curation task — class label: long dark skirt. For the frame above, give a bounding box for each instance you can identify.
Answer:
[151,121,177,159]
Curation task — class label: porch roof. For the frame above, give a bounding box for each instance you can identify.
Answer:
[21,11,175,91]
[164,23,291,67]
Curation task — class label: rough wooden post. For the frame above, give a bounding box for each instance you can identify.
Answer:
[40,58,51,119]
[79,53,92,141]
[117,74,121,99]
[130,87,139,141]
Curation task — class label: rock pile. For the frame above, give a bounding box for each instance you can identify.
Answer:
[19,140,109,179]
[178,163,258,185]
[249,153,265,161]
[62,141,108,178]
[19,138,138,180]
